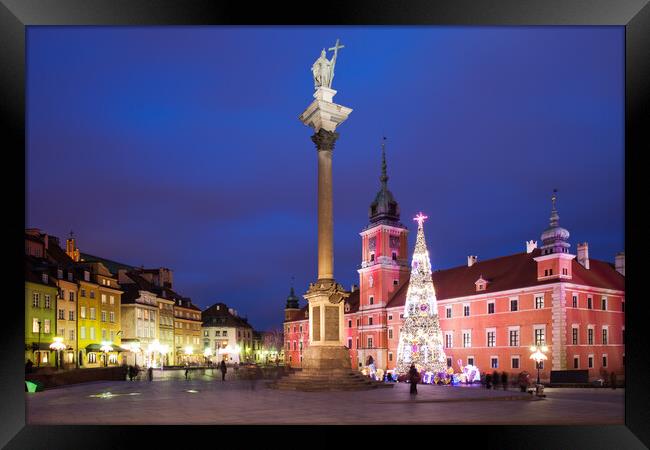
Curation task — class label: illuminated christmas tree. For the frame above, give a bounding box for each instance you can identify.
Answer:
[395,212,447,375]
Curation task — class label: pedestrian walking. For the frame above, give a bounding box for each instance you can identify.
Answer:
[501,372,508,390]
[184,365,189,380]
[220,359,227,381]
[408,363,420,396]
[492,370,499,389]
[485,372,492,389]
[610,371,617,390]
[147,367,153,382]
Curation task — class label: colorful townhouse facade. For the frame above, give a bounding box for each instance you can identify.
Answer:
[201,302,254,364]
[25,256,58,367]
[284,153,625,382]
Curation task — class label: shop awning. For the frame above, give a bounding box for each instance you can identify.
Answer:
[85,344,126,352]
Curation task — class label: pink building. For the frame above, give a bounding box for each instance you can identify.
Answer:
[284,154,624,383]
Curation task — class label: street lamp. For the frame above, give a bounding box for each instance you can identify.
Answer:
[159,344,169,371]
[184,346,193,365]
[100,341,113,367]
[49,336,66,370]
[529,345,548,385]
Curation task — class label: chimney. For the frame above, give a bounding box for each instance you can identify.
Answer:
[577,242,590,269]
[615,252,625,276]
[350,284,358,292]
[526,240,538,254]
[467,255,478,267]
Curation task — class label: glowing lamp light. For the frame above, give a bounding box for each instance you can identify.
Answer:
[204,348,213,357]
[100,342,114,353]
[184,346,193,356]
[159,344,169,355]
[49,336,66,352]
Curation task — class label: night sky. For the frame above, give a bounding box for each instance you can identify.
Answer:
[26,26,624,331]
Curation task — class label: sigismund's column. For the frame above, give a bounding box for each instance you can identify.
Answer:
[298,40,353,370]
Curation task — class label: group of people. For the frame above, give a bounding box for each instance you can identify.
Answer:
[483,371,510,390]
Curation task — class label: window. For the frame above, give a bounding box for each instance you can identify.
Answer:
[511,356,520,369]
[109,311,115,323]
[486,330,495,347]
[467,356,475,366]
[490,357,498,369]
[69,292,75,301]
[509,328,520,347]
[587,297,593,309]
[43,319,50,333]
[444,332,453,349]
[549,269,553,276]
[347,338,352,349]
[510,298,518,312]
[58,309,65,320]
[602,355,608,368]
[393,279,399,286]
[572,295,578,308]
[67,272,73,282]
[601,297,607,311]
[286,342,290,350]
[562,268,568,275]
[90,308,96,320]
[370,253,375,262]
[32,293,40,307]
[84,271,90,282]
[356,338,359,349]
[388,328,393,339]
[534,327,545,346]
[356,319,360,327]
[572,327,579,345]
[293,341,297,351]
[32,318,40,333]
[299,341,303,351]
[101,311,107,322]
[144,310,149,320]
[137,309,142,319]
[388,314,393,321]
[446,307,452,318]
[90,291,95,299]
[81,289,86,297]
[80,326,86,339]
[487,302,495,314]
[89,327,95,340]
[367,337,373,348]
[463,304,470,317]
[102,329,107,340]
[544,269,548,277]
[42,273,49,284]
[88,353,97,363]
[602,328,608,345]
[204,330,209,337]
[462,330,471,348]
[622,301,625,312]
[299,325,303,333]
[392,251,397,261]
[389,353,394,362]
[69,329,74,341]
[446,357,452,368]
[101,294,107,304]
[535,295,544,309]
[57,269,63,279]
[369,296,374,305]
[369,317,373,326]
[348,320,352,328]
[573,356,579,369]
[588,327,594,345]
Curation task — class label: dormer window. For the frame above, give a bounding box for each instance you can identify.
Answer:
[57,269,63,279]
[42,273,48,284]
[84,271,90,281]
[344,303,350,312]
[475,276,488,292]
[67,272,73,281]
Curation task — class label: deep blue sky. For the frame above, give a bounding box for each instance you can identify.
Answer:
[26,27,624,331]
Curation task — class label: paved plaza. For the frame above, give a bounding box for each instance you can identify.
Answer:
[26,375,624,425]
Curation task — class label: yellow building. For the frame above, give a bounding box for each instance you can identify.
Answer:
[76,262,123,367]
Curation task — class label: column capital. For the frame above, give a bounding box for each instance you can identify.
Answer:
[311,129,339,152]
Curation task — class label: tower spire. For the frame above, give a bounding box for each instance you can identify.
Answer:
[380,136,388,188]
[549,188,559,227]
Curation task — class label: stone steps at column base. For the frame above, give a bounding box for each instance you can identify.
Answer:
[268,371,395,391]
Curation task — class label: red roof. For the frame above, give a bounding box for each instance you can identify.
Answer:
[385,249,624,309]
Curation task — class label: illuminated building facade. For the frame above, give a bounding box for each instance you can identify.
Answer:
[201,302,254,364]
[285,151,625,382]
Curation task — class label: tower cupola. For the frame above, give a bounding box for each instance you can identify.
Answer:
[540,189,570,255]
[369,138,400,224]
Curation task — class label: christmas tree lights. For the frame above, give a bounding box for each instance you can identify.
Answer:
[395,213,447,375]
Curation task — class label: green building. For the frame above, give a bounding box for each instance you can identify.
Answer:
[25,256,58,367]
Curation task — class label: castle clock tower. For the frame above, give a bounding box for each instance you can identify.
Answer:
[357,139,410,370]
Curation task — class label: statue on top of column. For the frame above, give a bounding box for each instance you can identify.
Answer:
[311,39,344,89]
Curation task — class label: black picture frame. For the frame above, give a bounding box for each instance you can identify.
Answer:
[2,0,647,448]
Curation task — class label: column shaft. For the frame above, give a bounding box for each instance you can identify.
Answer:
[317,149,334,280]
